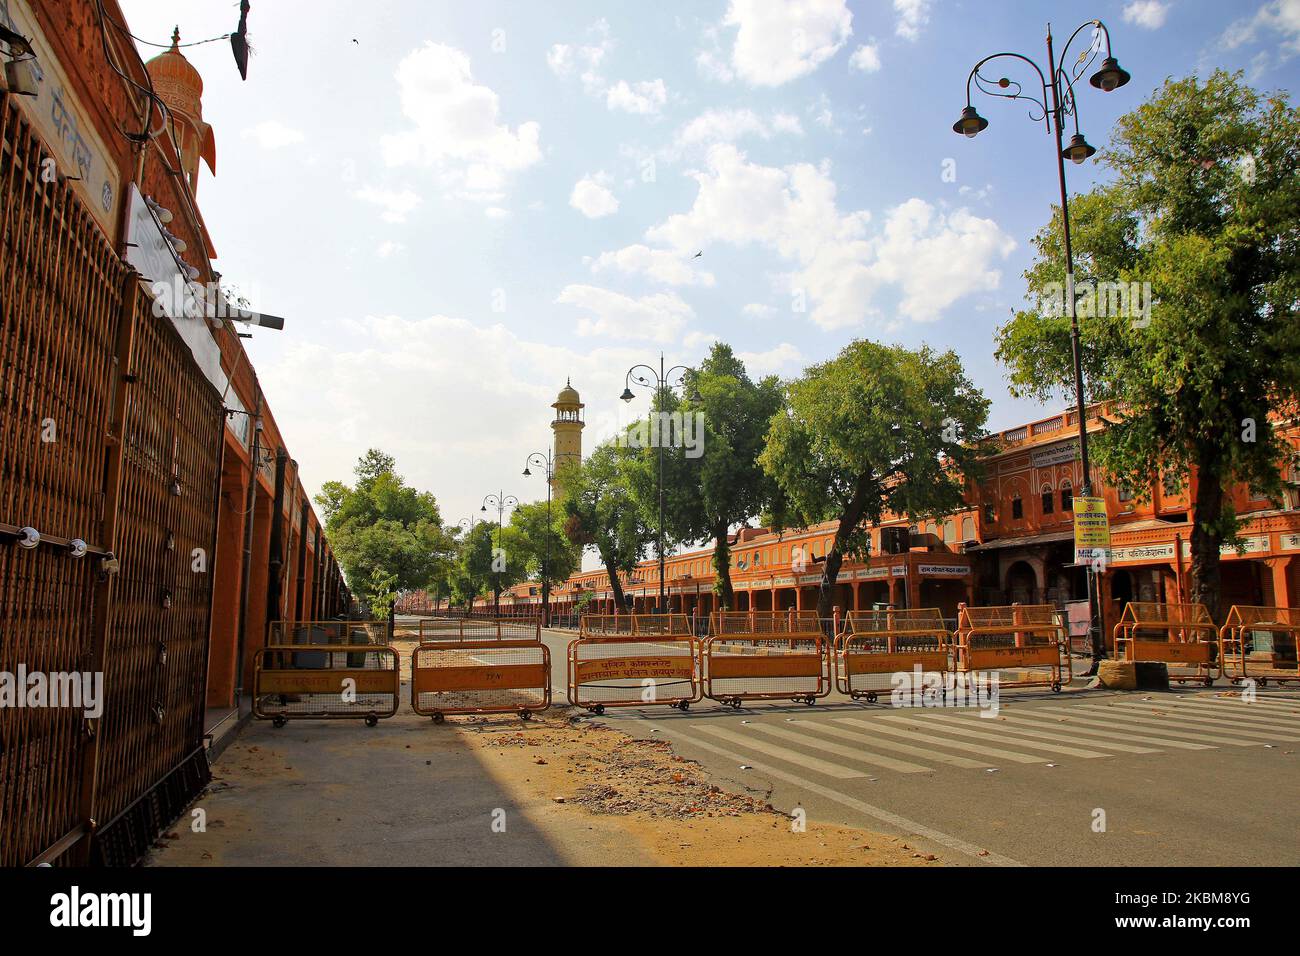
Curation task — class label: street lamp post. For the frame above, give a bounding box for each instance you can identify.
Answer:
[480,492,518,618]
[620,353,693,614]
[953,19,1130,673]
[523,450,555,628]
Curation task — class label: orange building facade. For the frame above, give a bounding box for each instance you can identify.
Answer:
[479,404,1300,644]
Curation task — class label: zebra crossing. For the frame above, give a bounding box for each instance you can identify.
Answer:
[633,691,1300,780]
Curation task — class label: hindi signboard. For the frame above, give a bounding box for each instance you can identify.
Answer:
[1073,496,1110,566]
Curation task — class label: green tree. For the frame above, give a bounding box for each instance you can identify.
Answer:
[994,71,1300,622]
[503,499,581,595]
[760,340,989,618]
[561,442,653,613]
[660,343,783,610]
[314,449,456,612]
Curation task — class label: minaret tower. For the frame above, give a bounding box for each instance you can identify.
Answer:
[551,379,584,499]
[144,28,216,198]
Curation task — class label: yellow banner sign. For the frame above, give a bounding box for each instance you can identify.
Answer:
[1073,495,1110,563]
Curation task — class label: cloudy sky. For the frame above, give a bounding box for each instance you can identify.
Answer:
[117,0,1300,534]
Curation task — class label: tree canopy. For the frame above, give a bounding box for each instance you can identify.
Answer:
[994,70,1300,620]
[761,340,989,617]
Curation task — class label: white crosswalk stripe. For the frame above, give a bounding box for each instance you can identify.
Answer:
[789,718,994,769]
[925,711,1160,753]
[1130,698,1300,730]
[833,717,1045,764]
[877,712,1112,758]
[1067,704,1272,746]
[744,722,933,773]
[694,725,867,779]
[987,710,1214,750]
[1096,702,1300,741]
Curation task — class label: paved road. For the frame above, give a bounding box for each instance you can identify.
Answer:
[536,626,1300,867]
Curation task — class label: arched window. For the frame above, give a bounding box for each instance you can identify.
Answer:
[962,516,976,541]
[943,520,955,543]
[1040,483,1055,516]
[1011,495,1024,521]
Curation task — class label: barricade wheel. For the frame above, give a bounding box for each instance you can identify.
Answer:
[865,692,878,704]
[1258,678,1268,687]
[1203,677,1214,687]
[803,696,816,706]
[272,715,287,729]
[1051,681,1061,693]
[365,714,379,727]
[679,701,690,712]
[590,704,605,716]
[730,698,743,710]
[432,712,445,724]
[519,709,532,721]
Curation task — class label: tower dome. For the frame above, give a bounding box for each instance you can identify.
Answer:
[551,379,585,499]
[145,28,216,195]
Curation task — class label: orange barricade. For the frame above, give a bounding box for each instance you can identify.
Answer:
[1113,602,1219,686]
[568,615,701,714]
[1219,605,1299,687]
[956,603,1068,691]
[411,639,550,722]
[835,608,951,704]
[253,645,400,726]
[418,617,542,642]
[703,611,829,708]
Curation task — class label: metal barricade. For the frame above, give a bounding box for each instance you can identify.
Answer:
[418,617,542,642]
[411,639,551,722]
[835,608,952,704]
[955,603,1069,691]
[568,614,701,714]
[1113,602,1219,685]
[252,645,400,726]
[269,620,391,647]
[1219,605,1299,687]
[702,611,828,707]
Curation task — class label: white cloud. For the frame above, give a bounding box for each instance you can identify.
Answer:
[556,285,694,342]
[547,19,613,93]
[721,0,854,86]
[644,145,1015,329]
[380,43,541,203]
[354,185,422,223]
[738,342,804,376]
[241,120,304,149]
[570,173,620,218]
[485,206,510,219]
[848,43,881,72]
[1222,0,1300,56]
[606,78,668,115]
[894,0,931,41]
[375,240,405,258]
[673,108,804,152]
[591,244,715,286]
[1123,1,1170,30]
[742,302,776,318]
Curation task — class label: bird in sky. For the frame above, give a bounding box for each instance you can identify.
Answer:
[692,251,702,259]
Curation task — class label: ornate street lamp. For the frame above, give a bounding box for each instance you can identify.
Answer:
[523,450,555,628]
[620,354,693,614]
[480,491,518,617]
[953,19,1130,671]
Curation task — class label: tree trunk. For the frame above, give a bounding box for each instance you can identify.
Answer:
[603,552,629,614]
[1189,448,1226,625]
[713,521,734,611]
[817,474,872,619]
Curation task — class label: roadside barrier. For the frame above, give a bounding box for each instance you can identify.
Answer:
[418,617,541,642]
[835,608,951,704]
[1113,602,1219,685]
[569,614,701,714]
[1219,605,1299,687]
[252,645,400,726]
[702,611,828,707]
[411,639,551,722]
[269,619,391,647]
[955,603,1068,691]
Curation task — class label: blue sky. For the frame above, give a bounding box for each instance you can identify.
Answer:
[117,0,1300,535]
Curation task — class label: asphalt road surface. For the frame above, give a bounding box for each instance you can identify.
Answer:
[536,626,1300,867]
